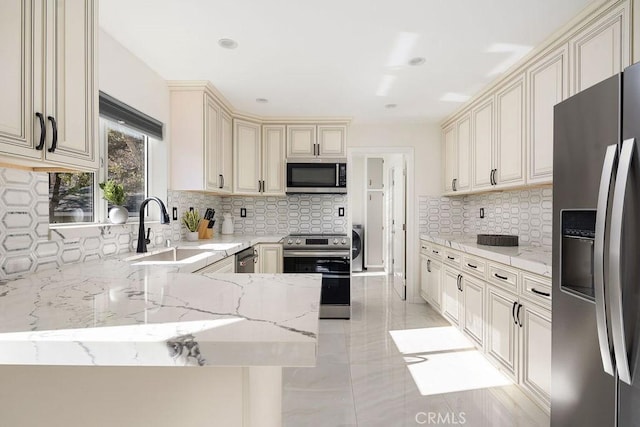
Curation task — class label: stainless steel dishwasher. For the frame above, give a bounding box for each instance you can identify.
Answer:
[235,247,256,273]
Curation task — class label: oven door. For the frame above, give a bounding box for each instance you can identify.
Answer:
[283,251,350,305]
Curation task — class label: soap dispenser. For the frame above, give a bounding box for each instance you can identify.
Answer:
[221,213,234,235]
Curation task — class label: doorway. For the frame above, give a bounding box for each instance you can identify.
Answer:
[349,150,409,300]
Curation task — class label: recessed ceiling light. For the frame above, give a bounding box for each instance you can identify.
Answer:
[408,57,426,66]
[218,38,238,49]
[385,104,397,109]
[256,98,269,103]
[117,120,126,124]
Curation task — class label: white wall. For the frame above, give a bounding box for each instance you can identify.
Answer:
[99,29,170,217]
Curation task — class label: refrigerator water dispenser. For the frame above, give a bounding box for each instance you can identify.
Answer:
[561,210,596,300]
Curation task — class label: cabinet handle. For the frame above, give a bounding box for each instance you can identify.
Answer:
[453,178,458,191]
[531,288,551,297]
[47,116,58,153]
[258,180,262,192]
[427,259,431,273]
[512,301,518,324]
[457,274,463,292]
[262,180,265,192]
[494,273,509,281]
[219,174,224,189]
[35,112,46,150]
[489,169,494,185]
[516,303,523,327]
[467,263,477,269]
[447,256,455,260]
[432,250,439,254]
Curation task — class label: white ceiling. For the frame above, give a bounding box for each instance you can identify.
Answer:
[99,0,595,123]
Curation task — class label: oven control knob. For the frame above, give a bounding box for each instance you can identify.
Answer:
[333,238,339,244]
[295,239,301,245]
[288,239,294,245]
[341,239,346,245]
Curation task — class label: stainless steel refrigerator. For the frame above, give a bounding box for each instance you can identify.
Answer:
[552,61,640,426]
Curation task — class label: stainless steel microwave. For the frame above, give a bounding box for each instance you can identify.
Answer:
[286,159,347,193]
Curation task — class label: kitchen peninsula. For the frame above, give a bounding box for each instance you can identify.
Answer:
[0,254,321,427]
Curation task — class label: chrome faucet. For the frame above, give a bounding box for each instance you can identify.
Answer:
[137,197,171,253]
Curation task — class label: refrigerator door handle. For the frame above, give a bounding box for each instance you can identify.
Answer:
[594,143,618,376]
[609,138,636,385]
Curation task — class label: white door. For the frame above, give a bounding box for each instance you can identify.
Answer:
[366,191,384,267]
[456,114,471,191]
[494,75,525,187]
[262,125,286,195]
[205,96,221,191]
[520,303,552,407]
[45,0,98,170]
[472,98,494,190]
[317,125,346,157]
[527,45,568,184]
[0,0,40,160]
[486,286,519,379]
[219,110,233,193]
[286,125,316,158]
[367,157,384,189]
[463,276,485,348]
[233,119,261,194]
[442,267,460,325]
[390,165,406,299]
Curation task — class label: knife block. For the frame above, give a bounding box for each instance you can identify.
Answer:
[197,220,214,239]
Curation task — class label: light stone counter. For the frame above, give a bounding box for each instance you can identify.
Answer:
[420,234,552,278]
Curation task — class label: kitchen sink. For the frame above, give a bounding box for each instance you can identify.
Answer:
[127,248,214,264]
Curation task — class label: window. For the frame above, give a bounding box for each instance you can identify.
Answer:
[48,93,164,224]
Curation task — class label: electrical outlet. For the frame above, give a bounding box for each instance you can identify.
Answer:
[189,207,194,212]
[338,207,345,217]
[240,208,247,218]
[480,208,485,219]
[172,207,178,221]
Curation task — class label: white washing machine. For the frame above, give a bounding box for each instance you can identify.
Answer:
[352,225,364,272]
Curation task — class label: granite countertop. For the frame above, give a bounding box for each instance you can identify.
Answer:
[420,234,552,278]
[0,234,321,367]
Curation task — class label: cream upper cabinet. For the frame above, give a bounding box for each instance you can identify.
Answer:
[494,74,526,187]
[220,110,233,193]
[169,87,232,193]
[317,125,347,157]
[257,244,283,274]
[472,98,494,190]
[233,122,285,196]
[233,119,262,194]
[570,1,630,95]
[286,125,316,158]
[261,125,286,195]
[456,114,471,192]
[0,0,98,170]
[286,124,347,158]
[520,303,552,409]
[527,44,569,184]
[442,124,457,193]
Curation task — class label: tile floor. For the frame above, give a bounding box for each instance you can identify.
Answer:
[282,274,550,426]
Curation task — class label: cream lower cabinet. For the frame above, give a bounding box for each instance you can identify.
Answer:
[256,244,283,273]
[442,266,462,325]
[196,256,235,274]
[420,255,442,312]
[486,285,519,380]
[462,275,485,348]
[520,302,552,409]
[0,0,98,170]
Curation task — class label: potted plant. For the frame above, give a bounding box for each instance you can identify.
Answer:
[182,209,201,241]
[99,180,128,224]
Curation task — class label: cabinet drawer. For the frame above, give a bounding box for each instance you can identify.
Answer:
[462,254,487,279]
[488,262,519,292]
[429,245,444,260]
[444,250,462,267]
[420,241,431,256]
[521,272,552,307]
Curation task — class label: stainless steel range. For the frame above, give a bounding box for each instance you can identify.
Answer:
[283,233,351,319]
